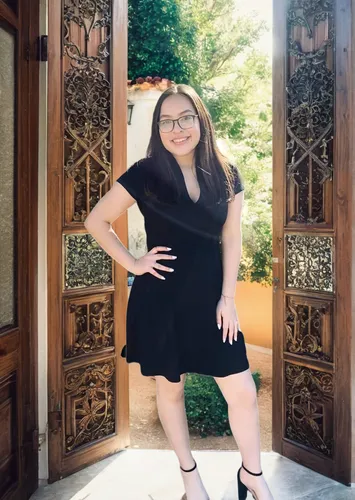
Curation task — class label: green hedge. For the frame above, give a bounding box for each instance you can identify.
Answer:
[184,371,261,437]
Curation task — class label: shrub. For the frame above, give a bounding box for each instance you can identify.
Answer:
[184,371,261,437]
[239,218,273,286]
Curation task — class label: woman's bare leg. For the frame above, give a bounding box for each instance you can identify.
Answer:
[155,374,209,500]
[214,369,273,500]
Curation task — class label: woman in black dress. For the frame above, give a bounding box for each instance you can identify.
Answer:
[85,85,273,500]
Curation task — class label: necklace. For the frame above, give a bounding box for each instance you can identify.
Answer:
[190,164,212,178]
[197,166,211,176]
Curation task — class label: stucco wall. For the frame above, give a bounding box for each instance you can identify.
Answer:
[127,89,162,259]
[235,281,273,349]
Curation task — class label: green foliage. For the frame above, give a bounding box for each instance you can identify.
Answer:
[202,52,272,144]
[216,53,272,285]
[128,0,196,82]
[231,144,272,286]
[179,0,267,84]
[177,3,273,284]
[239,218,272,286]
[185,371,261,437]
[202,85,247,141]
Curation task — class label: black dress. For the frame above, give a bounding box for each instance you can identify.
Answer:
[117,157,249,383]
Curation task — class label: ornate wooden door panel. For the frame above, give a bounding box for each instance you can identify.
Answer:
[47,0,129,481]
[0,0,39,498]
[273,0,353,484]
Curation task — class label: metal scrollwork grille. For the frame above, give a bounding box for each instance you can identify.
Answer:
[63,0,112,223]
[285,363,333,457]
[286,234,333,292]
[64,234,113,289]
[286,0,334,225]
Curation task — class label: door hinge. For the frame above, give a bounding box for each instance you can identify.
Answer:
[37,35,48,62]
[38,432,47,450]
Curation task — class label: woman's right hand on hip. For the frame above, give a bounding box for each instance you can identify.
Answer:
[133,246,177,280]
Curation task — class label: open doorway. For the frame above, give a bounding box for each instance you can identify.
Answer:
[126,0,351,485]
[45,0,352,488]
[126,0,273,453]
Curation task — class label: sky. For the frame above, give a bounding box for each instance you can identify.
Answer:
[236,0,273,55]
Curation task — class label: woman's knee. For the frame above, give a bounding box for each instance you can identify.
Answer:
[229,382,257,409]
[155,375,185,402]
[215,372,257,409]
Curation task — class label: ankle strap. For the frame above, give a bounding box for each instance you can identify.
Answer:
[242,463,262,476]
[180,460,197,473]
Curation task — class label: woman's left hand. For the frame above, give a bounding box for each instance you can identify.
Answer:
[216,295,240,344]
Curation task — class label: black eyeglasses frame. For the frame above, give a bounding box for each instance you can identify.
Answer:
[157,114,199,133]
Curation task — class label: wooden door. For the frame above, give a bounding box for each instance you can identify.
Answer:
[47,0,129,481]
[272,0,354,485]
[0,0,39,498]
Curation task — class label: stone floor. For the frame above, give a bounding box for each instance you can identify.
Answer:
[31,449,355,500]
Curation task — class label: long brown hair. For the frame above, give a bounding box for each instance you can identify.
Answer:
[147,84,235,202]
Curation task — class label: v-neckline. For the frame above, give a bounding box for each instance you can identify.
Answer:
[183,176,201,204]
[174,160,202,204]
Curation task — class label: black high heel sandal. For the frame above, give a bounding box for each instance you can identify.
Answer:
[237,462,263,500]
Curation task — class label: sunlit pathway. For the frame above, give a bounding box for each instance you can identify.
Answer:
[31,449,354,500]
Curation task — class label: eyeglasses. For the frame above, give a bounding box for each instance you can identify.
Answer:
[158,114,199,133]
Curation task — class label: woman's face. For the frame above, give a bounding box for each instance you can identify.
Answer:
[158,94,201,160]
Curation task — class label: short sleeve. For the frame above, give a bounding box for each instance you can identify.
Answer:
[116,160,146,201]
[232,166,244,195]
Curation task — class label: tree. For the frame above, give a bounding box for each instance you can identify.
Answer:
[179,0,267,85]
[212,50,272,285]
[128,0,196,83]
[201,50,271,143]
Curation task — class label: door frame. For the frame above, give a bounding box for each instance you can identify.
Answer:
[0,0,40,498]
[25,0,40,495]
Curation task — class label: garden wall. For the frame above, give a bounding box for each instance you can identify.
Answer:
[127,88,162,258]
[235,281,272,349]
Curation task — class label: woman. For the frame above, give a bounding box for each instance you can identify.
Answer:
[85,84,273,500]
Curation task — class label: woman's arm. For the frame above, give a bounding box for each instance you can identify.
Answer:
[216,191,244,344]
[84,183,137,273]
[84,183,176,279]
[221,191,244,297]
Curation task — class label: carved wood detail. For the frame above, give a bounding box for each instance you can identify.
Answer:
[285,363,333,457]
[63,0,112,225]
[0,373,17,497]
[285,296,333,362]
[64,293,114,358]
[286,0,334,226]
[48,0,128,481]
[64,359,115,453]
